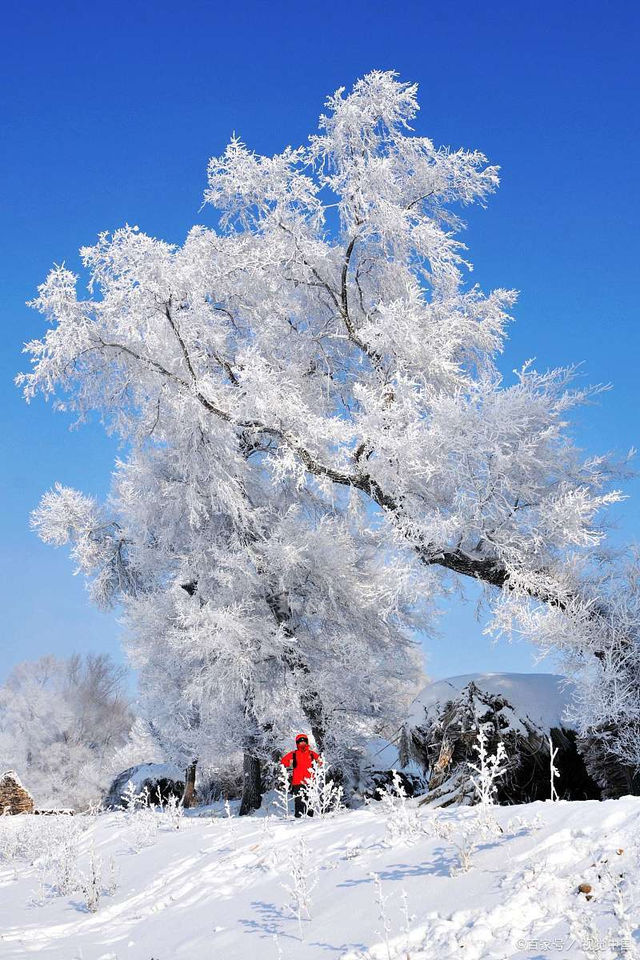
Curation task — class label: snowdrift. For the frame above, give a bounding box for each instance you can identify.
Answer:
[0,796,638,959]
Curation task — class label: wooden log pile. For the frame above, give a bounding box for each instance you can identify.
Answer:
[0,770,35,815]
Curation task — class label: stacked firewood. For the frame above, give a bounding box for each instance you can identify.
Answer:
[0,770,35,815]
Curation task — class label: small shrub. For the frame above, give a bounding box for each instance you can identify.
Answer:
[301,758,343,818]
[376,770,423,845]
[281,838,318,939]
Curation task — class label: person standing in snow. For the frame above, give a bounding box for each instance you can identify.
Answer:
[281,734,320,817]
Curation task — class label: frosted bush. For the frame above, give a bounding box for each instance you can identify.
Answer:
[128,807,160,852]
[78,844,117,913]
[121,780,147,813]
[118,781,160,851]
[376,770,423,845]
[0,813,84,873]
[467,725,508,834]
[282,838,318,939]
[81,846,102,913]
[468,725,508,807]
[47,830,81,896]
[301,758,344,818]
[450,825,478,876]
[274,764,292,820]
[370,872,393,960]
[431,812,479,876]
[0,811,120,911]
[163,794,184,830]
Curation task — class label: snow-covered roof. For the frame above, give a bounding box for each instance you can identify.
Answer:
[407,672,575,734]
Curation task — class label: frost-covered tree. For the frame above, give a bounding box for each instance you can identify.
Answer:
[31,440,426,811]
[0,654,133,808]
[19,71,639,787]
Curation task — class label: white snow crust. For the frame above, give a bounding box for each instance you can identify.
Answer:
[0,795,638,958]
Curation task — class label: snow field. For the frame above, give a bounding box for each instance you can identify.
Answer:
[0,796,638,960]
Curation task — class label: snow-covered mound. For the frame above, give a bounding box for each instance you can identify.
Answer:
[0,797,638,958]
[405,673,599,806]
[105,762,185,808]
[407,672,574,734]
[359,737,425,797]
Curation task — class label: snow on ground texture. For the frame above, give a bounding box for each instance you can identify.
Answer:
[0,795,638,960]
[407,672,575,734]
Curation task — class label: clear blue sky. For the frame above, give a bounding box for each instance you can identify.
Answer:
[1,0,638,684]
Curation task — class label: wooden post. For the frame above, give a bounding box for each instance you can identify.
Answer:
[182,759,198,808]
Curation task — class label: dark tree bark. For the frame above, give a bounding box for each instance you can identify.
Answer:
[578,729,640,799]
[239,753,262,816]
[182,759,198,808]
[265,591,326,750]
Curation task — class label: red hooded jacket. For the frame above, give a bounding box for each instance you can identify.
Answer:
[281,737,320,786]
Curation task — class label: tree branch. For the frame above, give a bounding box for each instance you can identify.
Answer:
[96,334,561,614]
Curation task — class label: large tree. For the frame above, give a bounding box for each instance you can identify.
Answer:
[20,71,639,786]
[32,442,426,811]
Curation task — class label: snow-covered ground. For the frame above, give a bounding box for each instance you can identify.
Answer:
[1,794,639,960]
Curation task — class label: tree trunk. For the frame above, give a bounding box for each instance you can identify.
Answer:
[265,591,326,750]
[182,759,198,808]
[239,752,262,816]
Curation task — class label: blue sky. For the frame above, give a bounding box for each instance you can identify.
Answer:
[1,0,638,684]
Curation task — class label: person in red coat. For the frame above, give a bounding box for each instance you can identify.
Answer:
[281,733,320,817]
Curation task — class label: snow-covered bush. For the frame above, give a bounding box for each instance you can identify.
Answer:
[45,825,81,896]
[468,725,508,808]
[0,809,120,912]
[274,764,292,820]
[116,780,161,851]
[370,872,393,959]
[549,735,560,802]
[223,798,238,849]
[301,758,344,817]
[429,812,479,876]
[376,770,422,845]
[467,725,508,837]
[163,794,184,830]
[81,846,102,913]
[128,806,160,852]
[282,838,318,938]
[451,824,478,876]
[1,812,82,872]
